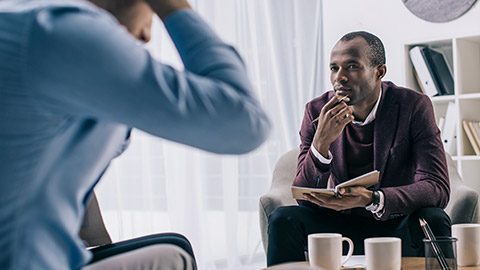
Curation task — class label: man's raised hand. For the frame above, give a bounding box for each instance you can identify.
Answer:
[311,95,354,158]
[146,0,191,20]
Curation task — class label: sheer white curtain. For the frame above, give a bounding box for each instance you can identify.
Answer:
[94,1,323,269]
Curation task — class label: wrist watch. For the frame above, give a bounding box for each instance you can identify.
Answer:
[365,190,380,212]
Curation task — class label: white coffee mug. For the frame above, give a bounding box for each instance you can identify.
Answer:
[308,233,353,270]
[452,223,480,266]
[364,237,401,270]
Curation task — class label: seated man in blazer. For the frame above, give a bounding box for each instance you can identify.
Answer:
[266,31,450,266]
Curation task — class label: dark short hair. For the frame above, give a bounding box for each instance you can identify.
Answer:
[339,31,385,67]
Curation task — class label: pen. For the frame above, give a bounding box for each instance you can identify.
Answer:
[312,95,349,123]
[419,218,450,270]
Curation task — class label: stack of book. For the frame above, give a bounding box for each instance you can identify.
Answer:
[409,46,454,97]
[463,120,480,156]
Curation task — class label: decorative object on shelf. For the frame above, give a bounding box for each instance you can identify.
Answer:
[403,0,478,23]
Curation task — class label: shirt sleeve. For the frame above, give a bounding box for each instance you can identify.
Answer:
[310,146,332,164]
[25,7,271,154]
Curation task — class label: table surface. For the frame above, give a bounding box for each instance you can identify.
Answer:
[264,257,480,270]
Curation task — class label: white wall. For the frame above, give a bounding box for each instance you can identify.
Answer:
[321,0,480,90]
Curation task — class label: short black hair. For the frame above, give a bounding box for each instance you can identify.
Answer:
[339,31,386,67]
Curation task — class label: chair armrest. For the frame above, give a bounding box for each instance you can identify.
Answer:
[259,187,298,253]
[446,184,479,224]
[444,153,480,224]
[259,148,300,253]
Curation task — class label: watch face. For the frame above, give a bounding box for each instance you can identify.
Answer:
[373,190,380,205]
[403,0,478,23]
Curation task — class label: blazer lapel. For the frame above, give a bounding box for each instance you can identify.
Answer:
[374,85,399,184]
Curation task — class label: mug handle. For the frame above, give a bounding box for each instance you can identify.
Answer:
[341,237,354,266]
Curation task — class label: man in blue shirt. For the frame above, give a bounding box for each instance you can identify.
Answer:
[0,0,271,269]
[81,1,197,269]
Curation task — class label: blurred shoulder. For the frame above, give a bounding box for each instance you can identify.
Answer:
[29,0,116,28]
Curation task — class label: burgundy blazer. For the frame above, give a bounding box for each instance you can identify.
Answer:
[293,81,450,221]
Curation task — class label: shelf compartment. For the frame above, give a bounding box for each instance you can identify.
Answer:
[454,36,480,95]
[458,99,480,156]
[458,160,480,192]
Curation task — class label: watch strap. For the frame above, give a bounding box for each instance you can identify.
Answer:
[365,190,380,211]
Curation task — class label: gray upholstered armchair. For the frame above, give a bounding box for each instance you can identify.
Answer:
[259,148,479,253]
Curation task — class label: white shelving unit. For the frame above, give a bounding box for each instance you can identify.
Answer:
[404,35,480,192]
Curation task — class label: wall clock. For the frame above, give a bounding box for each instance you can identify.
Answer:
[403,0,478,23]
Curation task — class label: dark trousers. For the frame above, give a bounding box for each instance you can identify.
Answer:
[88,232,196,264]
[266,205,451,266]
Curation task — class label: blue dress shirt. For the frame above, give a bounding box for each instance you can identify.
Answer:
[0,0,271,269]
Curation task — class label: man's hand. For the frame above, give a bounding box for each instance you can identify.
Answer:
[302,186,373,211]
[146,0,191,20]
[312,95,354,157]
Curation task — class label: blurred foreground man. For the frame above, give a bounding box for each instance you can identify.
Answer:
[0,0,271,269]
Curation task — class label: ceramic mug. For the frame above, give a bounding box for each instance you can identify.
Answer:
[308,233,353,270]
[364,237,401,270]
[452,223,480,266]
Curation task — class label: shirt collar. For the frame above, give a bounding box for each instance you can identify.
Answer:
[351,86,382,126]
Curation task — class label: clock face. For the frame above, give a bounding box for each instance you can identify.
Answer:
[403,0,478,23]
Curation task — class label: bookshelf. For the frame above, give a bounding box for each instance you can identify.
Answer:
[404,34,480,192]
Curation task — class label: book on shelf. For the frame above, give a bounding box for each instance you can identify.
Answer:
[437,117,445,132]
[291,170,380,199]
[462,120,480,156]
[409,46,454,97]
[470,121,480,155]
[427,47,454,95]
[412,67,428,95]
[410,46,439,97]
[441,102,457,156]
